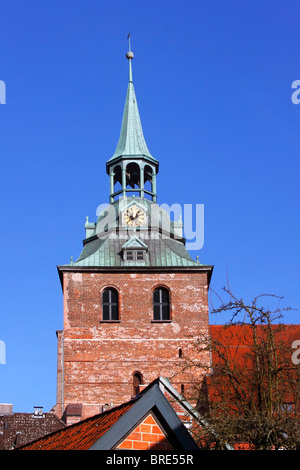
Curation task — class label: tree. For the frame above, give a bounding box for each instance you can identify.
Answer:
[183,286,300,450]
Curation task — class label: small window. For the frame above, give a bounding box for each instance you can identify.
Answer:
[281,403,294,413]
[124,250,146,262]
[102,288,119,321]
[126,251,134,260]
[136,251,145,260]
[153,287,170,321]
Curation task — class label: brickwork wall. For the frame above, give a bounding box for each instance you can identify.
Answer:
[116,413,173,450]
[55,330,63,418]
[55,270,211,420]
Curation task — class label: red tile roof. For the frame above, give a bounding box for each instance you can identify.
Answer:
[0,412,65,450]
[17,401,134,450]
[208,324,300,405]
[209,324,300,365]
[210,324,300,345]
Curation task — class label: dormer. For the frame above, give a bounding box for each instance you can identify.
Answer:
[122,237,148,262]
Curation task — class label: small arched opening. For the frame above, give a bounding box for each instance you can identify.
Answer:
[132,371,143,396]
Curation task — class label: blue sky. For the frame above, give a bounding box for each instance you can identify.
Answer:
[0,0,299,412]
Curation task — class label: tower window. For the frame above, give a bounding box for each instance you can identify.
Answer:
[102,288,119,321]
[153,287,170,321]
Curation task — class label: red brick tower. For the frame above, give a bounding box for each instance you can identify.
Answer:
[53,43,213,423]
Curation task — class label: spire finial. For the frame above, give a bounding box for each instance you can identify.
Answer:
[126,33,134,82]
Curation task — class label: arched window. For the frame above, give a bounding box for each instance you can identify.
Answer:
[132,372,143,396]
[126,162,140,188]
[153,287,170,321]
[113,165,122,192]
[102,288,119,321]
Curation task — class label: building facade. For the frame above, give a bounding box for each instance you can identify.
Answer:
[53,45,213,423]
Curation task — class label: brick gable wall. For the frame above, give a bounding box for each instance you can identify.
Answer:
[116,413,173,450]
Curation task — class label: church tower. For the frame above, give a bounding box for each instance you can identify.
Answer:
[54,42,213,423]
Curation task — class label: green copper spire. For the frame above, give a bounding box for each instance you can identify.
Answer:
[108,39,155,162]
[106,37,159,203]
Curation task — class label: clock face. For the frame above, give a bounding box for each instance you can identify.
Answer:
[123,205,146,227]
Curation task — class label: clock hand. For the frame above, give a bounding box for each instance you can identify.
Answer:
[130,211,140,220]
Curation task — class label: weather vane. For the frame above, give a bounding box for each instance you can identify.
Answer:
[127,32,131,51]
